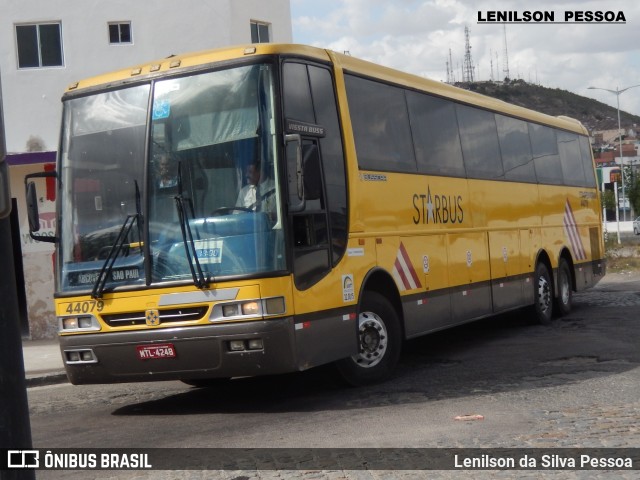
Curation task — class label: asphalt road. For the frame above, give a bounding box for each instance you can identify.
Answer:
[25,272,640,479]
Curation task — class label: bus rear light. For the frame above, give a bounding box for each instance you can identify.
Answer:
[65,349,97,364]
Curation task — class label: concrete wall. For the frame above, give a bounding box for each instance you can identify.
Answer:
[1,0,292,154]
[2,0,292,338]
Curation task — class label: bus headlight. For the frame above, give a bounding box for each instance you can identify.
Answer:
[210,297,286,322]
[58,315,101,332]
[222,304,240,317]
[241,301,260,315]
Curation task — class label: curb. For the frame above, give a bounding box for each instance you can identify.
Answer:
[25,372,69,388]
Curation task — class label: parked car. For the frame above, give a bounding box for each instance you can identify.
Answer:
[634,216,640,235]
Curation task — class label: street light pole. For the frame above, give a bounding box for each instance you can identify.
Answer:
[588,84,640,222]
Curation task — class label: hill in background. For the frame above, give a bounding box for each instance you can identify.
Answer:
[456,80,640,133]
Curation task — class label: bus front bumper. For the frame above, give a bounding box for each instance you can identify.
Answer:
[59,318,297,384]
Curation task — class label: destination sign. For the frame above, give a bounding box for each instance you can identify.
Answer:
[69,268,141,286]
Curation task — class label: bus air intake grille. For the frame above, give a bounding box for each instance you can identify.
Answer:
[102,306,209,327]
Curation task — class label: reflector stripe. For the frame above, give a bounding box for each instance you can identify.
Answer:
[563,199,586,261]
[392,242,422,291]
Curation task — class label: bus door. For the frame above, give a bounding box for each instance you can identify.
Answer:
[281,60,352,369]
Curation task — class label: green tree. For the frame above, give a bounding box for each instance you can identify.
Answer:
[601,190,616,211]
[627,174,640,217]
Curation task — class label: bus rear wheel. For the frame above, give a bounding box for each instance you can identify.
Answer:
[531,262,553,325]
[555,258,573,316]
[336,292,401,386]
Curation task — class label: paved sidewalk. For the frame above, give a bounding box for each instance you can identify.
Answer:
[22,338,68,387]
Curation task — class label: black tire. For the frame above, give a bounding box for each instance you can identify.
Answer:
[181,378,231,388]
[335,291,402,386]
[555,258,573,317]
[531,262,553,325]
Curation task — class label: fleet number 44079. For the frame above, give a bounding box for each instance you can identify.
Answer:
[64,300,105,314]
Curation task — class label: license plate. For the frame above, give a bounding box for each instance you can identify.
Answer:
[136,343,176,360]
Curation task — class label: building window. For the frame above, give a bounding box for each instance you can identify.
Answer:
[250,21,270,43]
[15,23,63,68]
[109,22,132,44]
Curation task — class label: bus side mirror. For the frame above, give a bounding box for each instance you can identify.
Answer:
[285,134,322,213]
[24,171,57,243]
[0,159,10,219]
[302,144,321,201]
[26,181,40,232]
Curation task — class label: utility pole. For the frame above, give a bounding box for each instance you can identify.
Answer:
[0,65,36,480]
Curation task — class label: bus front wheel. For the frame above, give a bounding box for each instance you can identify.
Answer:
[336,292,402,386]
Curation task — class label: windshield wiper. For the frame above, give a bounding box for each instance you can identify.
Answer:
[91,181,143,299]
[174,162,209,289]
[91,213,140,299]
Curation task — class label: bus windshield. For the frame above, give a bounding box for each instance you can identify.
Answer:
[58,63,285,294]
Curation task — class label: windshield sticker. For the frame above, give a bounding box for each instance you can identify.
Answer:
[194,239,223,264]
[152,99,171,120]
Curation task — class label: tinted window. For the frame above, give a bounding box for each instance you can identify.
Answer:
[109,23,132,44]
[456,104,503,179]
[16,23,63,68]
[309,66,347,264]
[529,123,562,185]
[345,75,416,172]
[579,136,597,188]
[283,63,315,123]
[495,115,536,182]
[406,92,465,177]
[558,131,585,186]
[16,25,39,68]
[39,24,63,66]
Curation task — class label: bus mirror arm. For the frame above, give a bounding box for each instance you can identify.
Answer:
[24,171,57,243]
[285,134,305,213]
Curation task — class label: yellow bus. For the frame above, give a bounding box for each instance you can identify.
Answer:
[25,44,605,386]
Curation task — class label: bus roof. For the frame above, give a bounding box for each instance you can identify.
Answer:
[66,43,587,135]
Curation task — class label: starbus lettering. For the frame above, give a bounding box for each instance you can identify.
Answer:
[412,186,463,225]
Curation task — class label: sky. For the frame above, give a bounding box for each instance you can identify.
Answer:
[290,0,640,120]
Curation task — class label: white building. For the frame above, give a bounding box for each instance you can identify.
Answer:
[1,0,292,338]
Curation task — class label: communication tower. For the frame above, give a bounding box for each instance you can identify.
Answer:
[502,25,511,81]
[462,26,475,83]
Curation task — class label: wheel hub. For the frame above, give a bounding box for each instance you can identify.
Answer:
[537,275,551,313]
[352,311,388,368]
